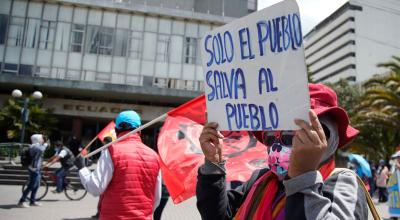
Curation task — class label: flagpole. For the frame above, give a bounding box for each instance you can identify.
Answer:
[77,136,98,157]
[83,113,167,158]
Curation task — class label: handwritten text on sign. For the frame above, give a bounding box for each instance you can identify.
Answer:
[201,0,309,131]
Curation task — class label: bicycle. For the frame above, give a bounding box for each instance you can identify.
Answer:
[22,167,87,201]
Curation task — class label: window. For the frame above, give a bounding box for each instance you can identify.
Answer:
[184,37,197,64]
[167,78,197,89]
[114,29,128,57]
[153,77,167,88]
[55,22,71,51]
[183,80,195,90]
[70,24,85,52]
[51,68,65,79]
[170,35,183,63]
[23,18,40,48]
[95,71,111,82]
[35,66,50,77]
[156,34,170,62]
[0,14,8,44]
[175,79,195,90]
[19,64,33,75]
[198,81,205,91]
[98,27,113,55]
[39,20,56,50]
[126,75,142,86]
[66,69,81,80]
[129,31,142,59]
[86,25,114,55]
[167,78,177,89]
[3,63,18,74]
[8,17,24,46]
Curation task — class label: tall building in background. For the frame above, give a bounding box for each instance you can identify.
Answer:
[304,0,400,83]
[0,0,257,144]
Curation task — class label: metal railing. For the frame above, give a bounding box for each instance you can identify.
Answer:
[0,142,30,164]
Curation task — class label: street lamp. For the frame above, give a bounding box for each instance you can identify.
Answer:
[11,89,43,143]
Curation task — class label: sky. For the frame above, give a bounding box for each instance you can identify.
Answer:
[258,0,348,35]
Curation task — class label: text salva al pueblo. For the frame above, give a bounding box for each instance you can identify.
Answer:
[204,13,303,130]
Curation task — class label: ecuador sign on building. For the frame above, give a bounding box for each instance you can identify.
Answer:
[201,0,309,131]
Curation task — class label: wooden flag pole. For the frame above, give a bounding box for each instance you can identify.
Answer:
[77,136,98,157]
[83,114,167,158]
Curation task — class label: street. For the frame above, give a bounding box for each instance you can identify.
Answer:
[0,185,200,220]
[0,184,393,220]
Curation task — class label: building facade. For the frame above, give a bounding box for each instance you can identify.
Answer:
[0,0,256,145]
[304,0,400,83]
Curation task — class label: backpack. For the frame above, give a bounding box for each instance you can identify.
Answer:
[20,147,32,167]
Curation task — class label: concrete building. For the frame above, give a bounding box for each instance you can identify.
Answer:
[0,0,256,145]
[304,0,400,83]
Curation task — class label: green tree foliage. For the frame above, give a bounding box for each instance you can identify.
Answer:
[321,56,400,161]
[351,56,400,160]
[324,79,361,119]
[0,99,57,143]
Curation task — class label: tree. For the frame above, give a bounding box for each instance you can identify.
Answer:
[324,79,361,119]
[0,99,57,143]
[351,56,400,160]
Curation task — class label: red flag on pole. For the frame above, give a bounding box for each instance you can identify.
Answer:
[158,95,268,204]
[97,121,117,141]
[167,94,207,124]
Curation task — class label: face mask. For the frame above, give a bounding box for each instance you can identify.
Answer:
[263,131,294,179]
[268,143,292,179]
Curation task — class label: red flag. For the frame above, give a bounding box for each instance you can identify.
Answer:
[158,96,268,204]
[167,94,206,124]
[97,121,117,141]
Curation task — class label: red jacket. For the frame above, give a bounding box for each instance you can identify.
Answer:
[100,132,160,220]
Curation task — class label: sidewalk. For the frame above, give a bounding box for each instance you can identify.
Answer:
[0,185,200,220]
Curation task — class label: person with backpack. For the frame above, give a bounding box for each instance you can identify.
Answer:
[44,140,75,193]
[18,134,49,208]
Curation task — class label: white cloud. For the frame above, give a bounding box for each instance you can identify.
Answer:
[258,0,348,34]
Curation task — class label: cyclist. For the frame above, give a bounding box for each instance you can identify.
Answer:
[44,140,75,193]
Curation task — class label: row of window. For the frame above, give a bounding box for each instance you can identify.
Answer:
[153,77,204,91]
[0,14,200,64]
[0,61,204,91]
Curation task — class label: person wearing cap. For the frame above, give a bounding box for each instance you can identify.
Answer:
[196,83,368,219]
[74,110,161,220]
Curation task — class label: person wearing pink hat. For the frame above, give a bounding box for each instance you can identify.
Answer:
[196,83,368,220]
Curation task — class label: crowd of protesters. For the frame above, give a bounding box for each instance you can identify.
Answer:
[16,83,400,220]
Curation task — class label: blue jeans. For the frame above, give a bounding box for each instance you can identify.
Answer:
[19,170,41,204]
[55,167,68,192]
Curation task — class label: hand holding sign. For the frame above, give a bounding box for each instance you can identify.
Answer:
[288,110,328,178]
[201,0,309,131]
[199,122,224,163]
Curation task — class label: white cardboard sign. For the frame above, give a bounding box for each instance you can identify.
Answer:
[201,0,309,131]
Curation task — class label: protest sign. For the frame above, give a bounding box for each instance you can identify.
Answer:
[201,0,309,131]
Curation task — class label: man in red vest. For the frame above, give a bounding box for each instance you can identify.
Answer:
[75,110,161,220]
